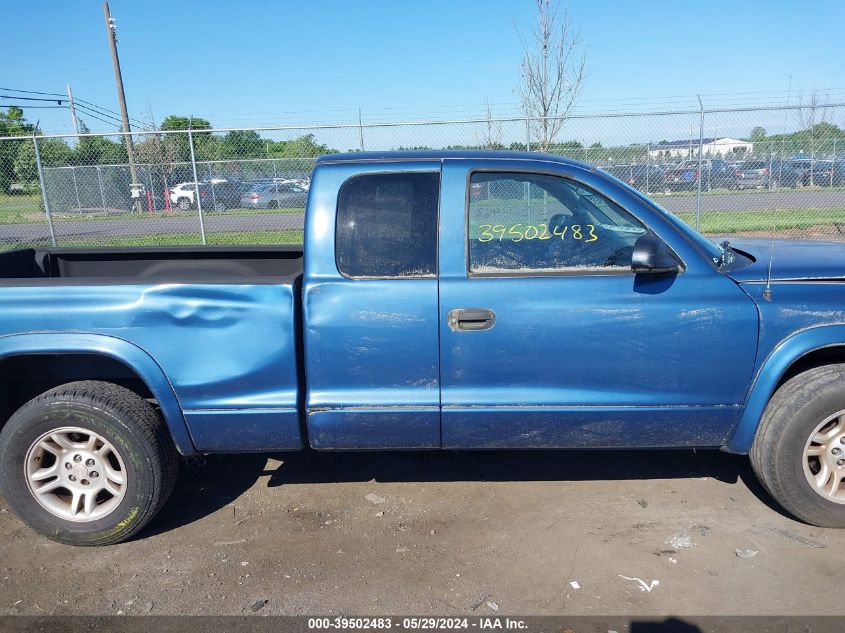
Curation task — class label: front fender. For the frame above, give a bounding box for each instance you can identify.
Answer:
[724,324,845,453]
[0,332,197,455]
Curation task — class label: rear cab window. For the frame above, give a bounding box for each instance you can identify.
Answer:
[336,172,440,278]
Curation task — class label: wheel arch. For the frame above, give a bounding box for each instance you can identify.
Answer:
[0,332,197,455]
[724,324,845,454]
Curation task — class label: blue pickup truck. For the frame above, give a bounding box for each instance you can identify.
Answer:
[0,151,844,545]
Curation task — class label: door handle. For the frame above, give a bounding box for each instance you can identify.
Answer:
[448,308,496,332]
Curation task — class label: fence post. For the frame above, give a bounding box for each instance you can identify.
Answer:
[767,142,774,189]
[645,143,651,195]
[147,166,155,211]
[187,126,207,245]
[32,135,57,247]
[207,163,217,211]
[358,108,365,151]
[71,167,82,213]
[832,138,837,187]
[695,96,704,232]
[525,117,531,152]
[95,165,107,211]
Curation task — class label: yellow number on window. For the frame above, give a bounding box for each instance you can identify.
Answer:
[478,224,494,242]
[553,225,568,240]
[572,224,583,240]
[508,224,524,242]
[524,224,539,240]
[585,224,598,243]
[537,223,552,240]
[492,224,506,241]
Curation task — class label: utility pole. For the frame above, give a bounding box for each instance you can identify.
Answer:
[66,84,80,138]
[103,1,140,209]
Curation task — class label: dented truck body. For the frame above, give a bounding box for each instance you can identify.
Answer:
[0,151,844,457]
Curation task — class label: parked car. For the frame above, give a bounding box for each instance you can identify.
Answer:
[204,181,247,211]
[240,182,308,209]
[3,150,845,547]
[604,164,665,193]
[663,159,737,192]
[758,159,806,188]
[735,160,772,189]
[168,182,198,209]
[808,160,841,187]
[273,177,311,191]
[787,159,819,187]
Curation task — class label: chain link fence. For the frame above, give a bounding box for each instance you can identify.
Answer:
[1,102,844,249]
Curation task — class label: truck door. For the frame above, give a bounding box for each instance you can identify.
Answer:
[437,159,759,449]
[302,161,442,449]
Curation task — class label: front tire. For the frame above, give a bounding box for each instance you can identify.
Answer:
[177,198,191,210]
[751,365,845,527]
[0,381,178,545]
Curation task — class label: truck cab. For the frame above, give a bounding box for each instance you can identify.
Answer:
[302,152,758,450]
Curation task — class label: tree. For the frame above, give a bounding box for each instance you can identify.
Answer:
[749,127,767,143]
[221,130,264,159]
[13,138,73,185]
[73,122,127,166]
[0,107,35,192]
[268,134,334,158]
[796,91,829,185]
[515,0,587,151]
[478,99,504,149]
[159,115,214,163]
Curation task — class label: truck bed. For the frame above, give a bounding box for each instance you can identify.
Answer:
[0,246,304,283]
[0,245,305,452]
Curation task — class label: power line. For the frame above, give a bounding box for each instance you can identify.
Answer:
[1,86,150,129]
[0,86,65,97]
[0,94,66,104]
[68,109,121,129]
[0,104,67,109]
[73,98,150,129]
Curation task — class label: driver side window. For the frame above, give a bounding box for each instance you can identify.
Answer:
[467,172,646,275]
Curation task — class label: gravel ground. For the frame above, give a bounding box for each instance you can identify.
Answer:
[1,448,844,617]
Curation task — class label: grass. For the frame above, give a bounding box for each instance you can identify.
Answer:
[675,208,845,234]
[2,230,304,250]
[0,193,303,225]
[650,185,845,198]
[0,193,42,223]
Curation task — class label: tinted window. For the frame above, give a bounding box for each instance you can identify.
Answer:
[468,172,646,275]
[336,172,439,278]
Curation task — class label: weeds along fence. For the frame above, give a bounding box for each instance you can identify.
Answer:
[0,102,844,249]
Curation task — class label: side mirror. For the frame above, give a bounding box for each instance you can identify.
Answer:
[631,233,682,275]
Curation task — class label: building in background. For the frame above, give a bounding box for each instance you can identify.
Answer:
[649,137,753,159]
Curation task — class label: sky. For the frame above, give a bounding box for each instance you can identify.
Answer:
[2,0,845,145]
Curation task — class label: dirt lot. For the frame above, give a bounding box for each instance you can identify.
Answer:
[1,449,844,617]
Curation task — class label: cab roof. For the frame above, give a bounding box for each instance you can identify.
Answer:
[315,150,593,170]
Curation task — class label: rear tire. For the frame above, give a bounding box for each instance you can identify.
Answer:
[0,381,179,545]
[267,200,279,209]
[750,365,845,527]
